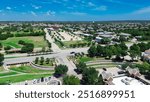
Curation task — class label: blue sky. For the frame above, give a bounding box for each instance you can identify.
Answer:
[0,0,150,21]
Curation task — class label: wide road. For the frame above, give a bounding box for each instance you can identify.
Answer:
[4,47,88,65]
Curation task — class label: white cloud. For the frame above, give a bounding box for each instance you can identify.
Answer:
[46,11,56,16]
[88,2,95,7]
[31,11,37,16]
[6,6,11,10]
[134,6,150,14]
[95,6,107,11]
[32,5,42,9]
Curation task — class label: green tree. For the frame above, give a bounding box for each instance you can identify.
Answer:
[21,43,34,53]
[76,62,87,73]
[81,68,99,85]
[0,53,4,65]
[96,45,104,56]
[97,75,104,85]
[4,46,11,51]
[0,43,3,49]
[101,38,111,44]
[63,75,80,85]
[119,42,128,50]
[88,46,97,57]
[46,58,50,64]
[130,44,141,61]
[54,64,68,77]
[137,42,149,52]
[105,47,113,59]
[40,57,44,65]
[48,42,52,48]
[35,57,39,64]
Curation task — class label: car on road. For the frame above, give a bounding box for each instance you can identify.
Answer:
[70,52,75,54]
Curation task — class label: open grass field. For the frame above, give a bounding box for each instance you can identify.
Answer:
[10,66,53,73]
[0,36,48,48]
[0,73,51,84]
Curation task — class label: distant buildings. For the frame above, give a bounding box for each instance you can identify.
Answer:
[97,31,116,39]
[95,37,103,43]
[80,33,93,37]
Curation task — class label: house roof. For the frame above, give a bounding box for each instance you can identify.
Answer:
[145,49,150,55]
[101,71,113,80]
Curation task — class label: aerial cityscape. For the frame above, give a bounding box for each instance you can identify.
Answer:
[0,0,150,85]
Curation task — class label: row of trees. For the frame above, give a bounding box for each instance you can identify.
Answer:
[0,29,44,40]
[54,38,64,47]
[35,57,54,66]
[88,42,128,60]
[15,31,45,37]
[88,42,150,61]
[0,33,13,40]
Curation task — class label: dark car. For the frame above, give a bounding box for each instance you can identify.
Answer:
[70,52,75,54]
[118,71,125,74]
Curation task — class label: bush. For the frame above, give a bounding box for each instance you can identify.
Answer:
[18,40,26,45]
[4,46,11,50]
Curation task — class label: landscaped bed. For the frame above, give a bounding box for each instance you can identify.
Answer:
[10,66,53,73]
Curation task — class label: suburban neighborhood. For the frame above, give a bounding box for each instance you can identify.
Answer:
[0,21,150,85]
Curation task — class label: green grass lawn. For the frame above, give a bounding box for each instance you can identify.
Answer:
[0,73,51,84]
[87,63,117,67]
[0,36,48,48]
[76,56,104,63]
[10,66,53,73]
[77,56,94,63]
[0,71,18,77]
[87,64,117,68]
[93,65,117,69]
